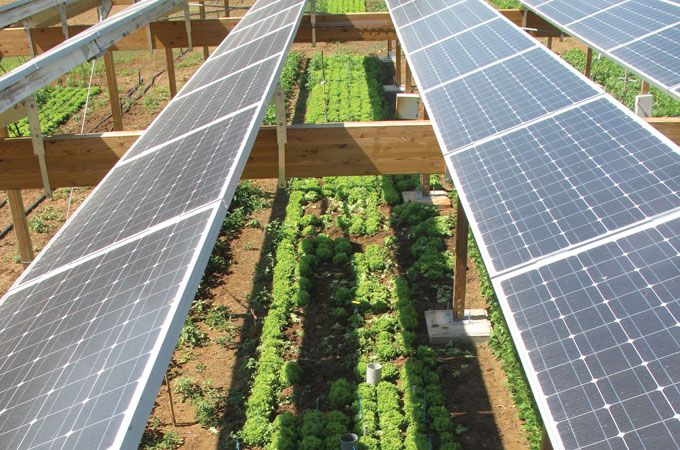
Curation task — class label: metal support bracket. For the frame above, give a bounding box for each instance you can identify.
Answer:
[26,97,53,198]
[274,84,287,188]
[310,0,317,48]
[58,5,69,39]
[184,1,193,51]
[23,23,36,58]
[99,0,113,21]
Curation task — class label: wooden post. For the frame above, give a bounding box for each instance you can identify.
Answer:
[103,50,123,131]
[387,39,392,57]
[405,59,413,93]
[224,0,230,17]
[453,197,469,320]
[540,429,553,450]
[546,36,552,50]
[274,85,287,188]
[395,40,402,87]
[165,373,177,427]
[7,190,34,268]
[641,80,649,95]
[165,47,177,98]
[310,0,317,47]
[199,2,209,59]
[420,173,430,197]
[584,47,593,79]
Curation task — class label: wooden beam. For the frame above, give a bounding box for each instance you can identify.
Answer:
[165,47,177,98]
[420,173,430,196]
[2,117,679,190]
[0,11,561,57]
[103,50,123,131]
[0,121,444,189]
[453,197,469,320]
[6,190,34,267]
[641,80,649,95]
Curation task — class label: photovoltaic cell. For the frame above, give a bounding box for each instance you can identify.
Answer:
[499,215,680,449]
[23,109,255,282]
[0,0,307,447]
[396,0,496,46]
[0,209,212,449]
[520,0,680,99]
[611,26,680,88]
[128,55,275,153]
[449,97,680,273]
[427,48,599,152]
[180,26,293,94]
[409,19,535,91]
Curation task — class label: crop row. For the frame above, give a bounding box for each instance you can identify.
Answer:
[9,86,100,137]
[313,0,366,13]
[263,51,304,125]
[561,49,680,117]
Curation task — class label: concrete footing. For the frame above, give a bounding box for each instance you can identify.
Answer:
[402,190,451,208]
[425,309,491,344]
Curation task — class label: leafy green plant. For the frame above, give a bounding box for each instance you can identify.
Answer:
[173,376,202,402]
[327,378,353,408]
[142,431,183,450]
[205,305,232,331]
[177,320,209,348]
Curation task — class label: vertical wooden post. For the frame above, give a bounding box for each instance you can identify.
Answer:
[395,40,402,87]
[420,174,430,197]
[199,1,209,59]
[540,429,553,450]
[103,51,123,130]
[584,47,593,79]
[165,47,177,98]
[310,0,317,47]
[7,190,34,268]
[641,80,649,95]
[405,59,413,93]
[274,85,287,188]
[387,39,392,57]
[165,374,177,427]
[224,0,230,17]
[453,197,469,320]
[546,36,553,50]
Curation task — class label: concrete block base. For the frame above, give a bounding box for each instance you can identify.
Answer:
[425,309,491,345]
[402,190,451,208]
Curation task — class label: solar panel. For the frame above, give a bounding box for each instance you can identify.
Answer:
[496,211,680,449]
[0,0,306,447]
[520,0,680,100]
[388,0,680,447]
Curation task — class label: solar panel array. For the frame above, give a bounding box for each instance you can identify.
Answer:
[0,0,305,447]
[388,0,680,448]
[521,0,680,101]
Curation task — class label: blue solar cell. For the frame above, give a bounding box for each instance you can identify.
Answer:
[612,26,680,88]
[500,215,680,449]
[409,19,535,90]
[449,97,680,273]
[428,48,598,153]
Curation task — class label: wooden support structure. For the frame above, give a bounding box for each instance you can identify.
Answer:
[199,1,209,59]
[2,117,679,190]
[274,85,287,188]
[641,80,649,95]
[165,47,177,98]
[0,11,561,57]
[26,97,52,197]
[395,39,402,86]
[584,47,593,79]
[6,190,34,267]
[103,50,123,131]
[223,0,230,17]
[420,173,430,196]
[310,0,317,47]
[404,58,413,93]
[453,197,469,320]
[540,429,553,450]
[546,36,552,50]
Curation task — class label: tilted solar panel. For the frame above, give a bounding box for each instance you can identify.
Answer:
[520,0,680,101]
[388,0,680,447]
[0,0,306,448]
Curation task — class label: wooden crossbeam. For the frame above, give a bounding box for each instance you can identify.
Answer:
[0,11,561,57]
[1,118,677,190]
